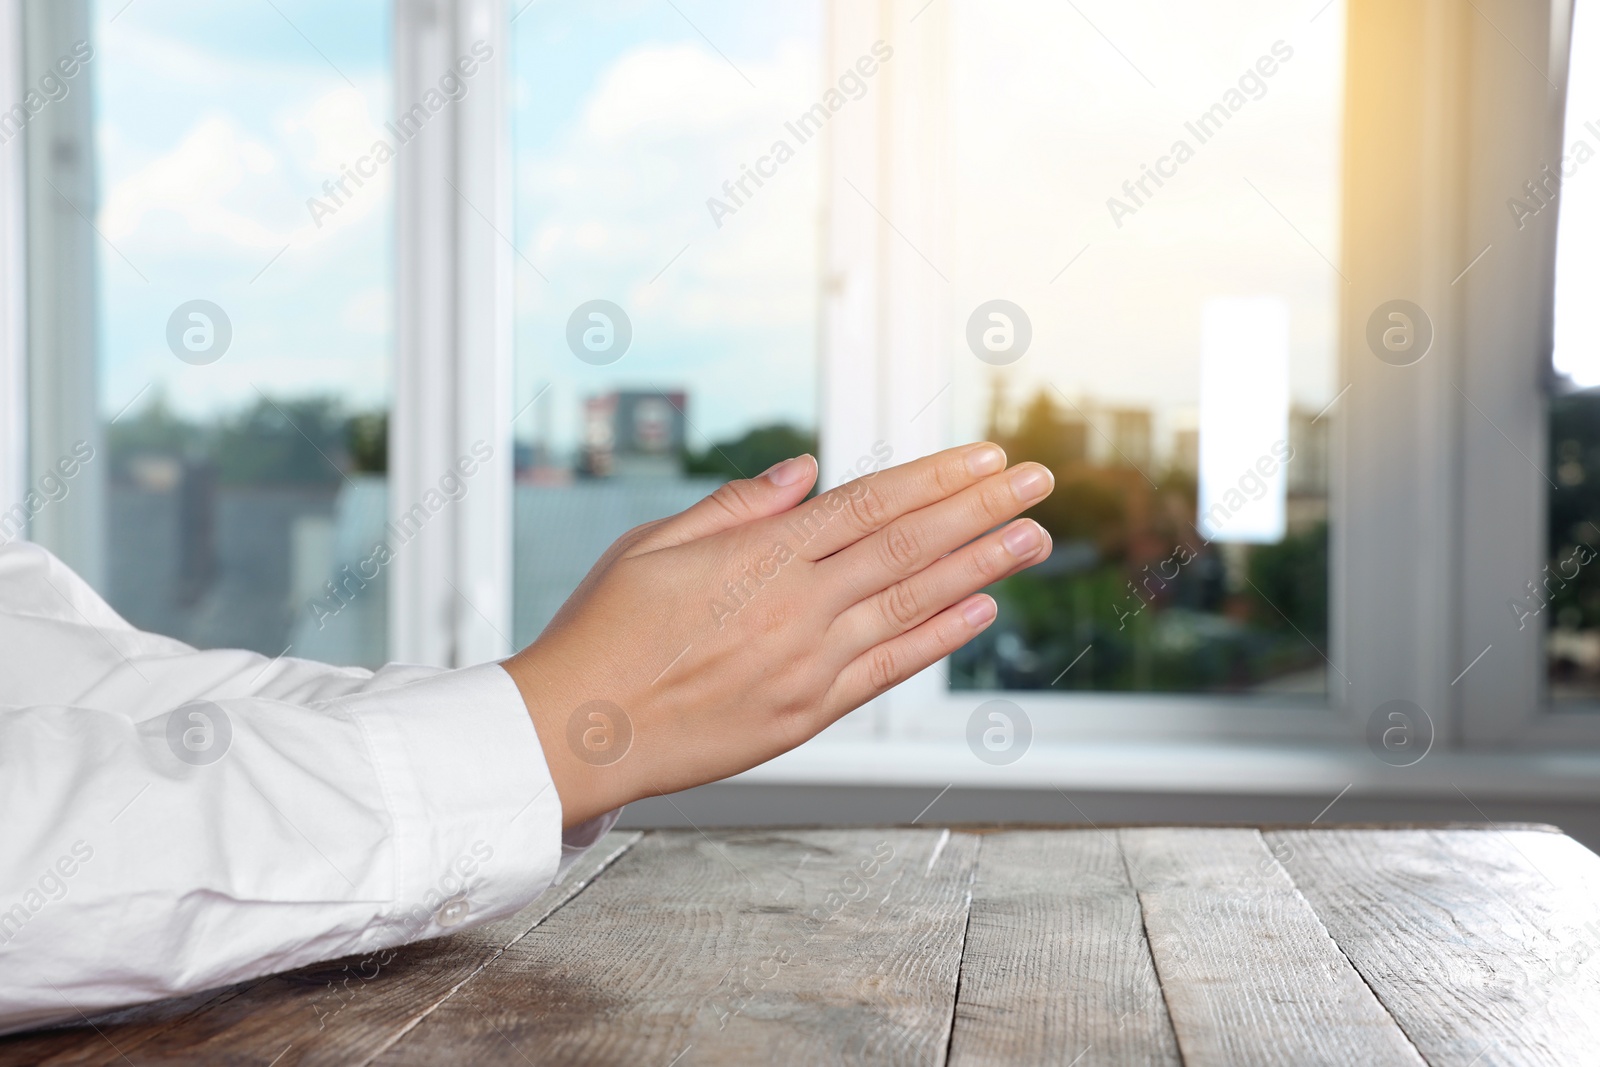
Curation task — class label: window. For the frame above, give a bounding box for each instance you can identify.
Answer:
[507,1,823,646]
[942,0,1344,697]
[18,0,394,666]
[2,0,1592,763]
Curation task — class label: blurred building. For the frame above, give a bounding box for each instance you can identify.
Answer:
[1287,405,1330,533]
[108,464,338,658]
[1171,426,1200,476]
[580,390,688,479]
[512,477,723,643]
[1099,407,1153,471]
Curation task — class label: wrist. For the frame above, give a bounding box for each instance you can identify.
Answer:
[498,651,633,829]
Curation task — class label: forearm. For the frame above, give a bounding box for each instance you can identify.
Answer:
[0,664,570,1035]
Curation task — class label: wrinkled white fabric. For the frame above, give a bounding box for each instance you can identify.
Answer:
[0,541,617,1035]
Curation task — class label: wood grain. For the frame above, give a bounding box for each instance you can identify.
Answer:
[1266,827,1600,1066]
[375,828,979,1066]
[10,826,1600,1067]
[0,832,642,1067]
[946,830,1179,1067]
[1119,827,1426,1066]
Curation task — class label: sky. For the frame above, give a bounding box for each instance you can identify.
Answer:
[91,0,394,423]
[508,0,823,457]
[946,0,1347,452]
[84,0,1351,463]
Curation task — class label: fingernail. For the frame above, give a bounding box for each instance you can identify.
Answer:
[962,596,997,627]
[765,455,810,486]
[1003,521,1042,557]
[966,444,1005,477]
[1009,465,1052,501]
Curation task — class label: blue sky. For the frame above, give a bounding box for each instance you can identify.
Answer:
[91,0,825,456]
[92,0,393,422]
[508,0,823,455]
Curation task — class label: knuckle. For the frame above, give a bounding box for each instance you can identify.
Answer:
[609,521,656,558]
[927,455,964,498]
[844,482,888,531]
[878,524,921,575]
[976,478,1016,521]
[709,480,753,517]
[971,542,1005,583]
[866,646,899,693]
[881,581,922,630]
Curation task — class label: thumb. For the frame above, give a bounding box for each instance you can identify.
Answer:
[647,454,818,548]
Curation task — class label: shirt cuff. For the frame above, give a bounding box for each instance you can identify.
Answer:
[559,809,624,882]
[336,661,579,942]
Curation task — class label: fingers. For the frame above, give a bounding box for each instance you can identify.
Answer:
[639,455,818,551]
[783,443,1007,562]
[832,518,1051,650]
[823,594,998,716]
[820,461,1054,605]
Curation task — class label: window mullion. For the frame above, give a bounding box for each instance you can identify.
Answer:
[19,0,101,583]
[390,0,513,668]
[875,0,954,737]
[1335,0,1471,746]
[1457,0,1577,744]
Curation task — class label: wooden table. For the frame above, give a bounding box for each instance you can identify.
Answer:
[9,824,1600,1066]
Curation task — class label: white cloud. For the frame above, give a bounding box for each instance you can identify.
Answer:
[98,84,393,255]
[515,39,822,299]
[582,42,811,143]
[283,85,386,177]
[510,38,827,444]
[100,115,287,248]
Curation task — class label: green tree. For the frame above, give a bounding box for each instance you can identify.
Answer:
[106,392,200,459]
[1547,390,1600,630]
[1247,521,1329,640]
[988,387,1128,553]
[347,411,388,474]
[684,423,818,483]
[212,397,348,485]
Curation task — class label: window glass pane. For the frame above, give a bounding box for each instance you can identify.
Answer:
[946,0,1344,695]
[26,0,392,665]
[1547,0,1600,703]
[509,2,822,646]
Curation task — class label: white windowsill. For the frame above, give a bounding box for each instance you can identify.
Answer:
[731,737,1600,803]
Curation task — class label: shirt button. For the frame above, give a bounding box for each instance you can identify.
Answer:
[436,894,470,927]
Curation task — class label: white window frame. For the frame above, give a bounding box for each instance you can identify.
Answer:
[5,0,102,587]
[390,0,514,668]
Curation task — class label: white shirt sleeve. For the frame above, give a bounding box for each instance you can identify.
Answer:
[0,541,619,1035]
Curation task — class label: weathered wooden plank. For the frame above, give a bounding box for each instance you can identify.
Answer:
[376,828,979,1067]
[947,830,1180,1067]
[1266,827,1600,1066]
[0,832,642,1067]
[0,985,263,1067]
[1119,827,1425,1067]
[14,825,1597,1067]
